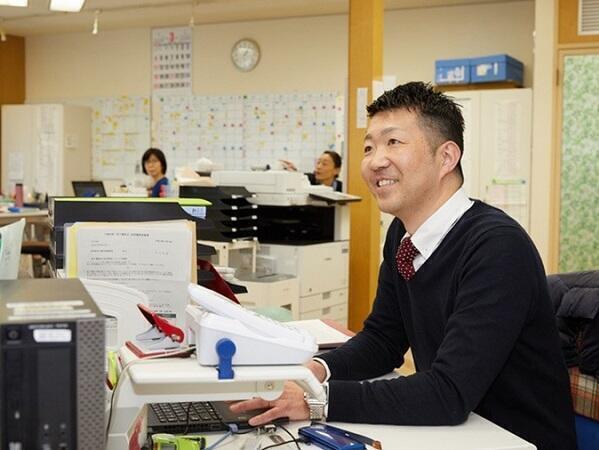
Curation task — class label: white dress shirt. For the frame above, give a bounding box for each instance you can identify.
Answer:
[407,187,474,271]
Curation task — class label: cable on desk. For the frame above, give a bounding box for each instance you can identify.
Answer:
[203,424,237,450]
[261,438,306,450]
[278,424,302,450]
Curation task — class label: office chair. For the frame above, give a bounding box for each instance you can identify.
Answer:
[549,271,599,450]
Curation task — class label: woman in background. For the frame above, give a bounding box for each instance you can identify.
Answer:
[142,148,169,197]
[281,150,343,192]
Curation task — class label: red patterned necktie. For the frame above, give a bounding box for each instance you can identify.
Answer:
[396,237,420,281]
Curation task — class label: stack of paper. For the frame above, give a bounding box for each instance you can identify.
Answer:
[65,220,196,326]
[288,319,354,349]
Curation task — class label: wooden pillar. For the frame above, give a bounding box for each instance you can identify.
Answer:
[347,0,383,332]
[0,35,26,189]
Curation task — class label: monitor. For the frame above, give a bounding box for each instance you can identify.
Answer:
[72,181,106,197]
[0,218,25,280]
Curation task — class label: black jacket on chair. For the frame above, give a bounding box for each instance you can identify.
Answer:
[548,271,599,376]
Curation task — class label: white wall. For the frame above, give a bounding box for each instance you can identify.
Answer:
[26,1,534,101]
[385,1,534,87]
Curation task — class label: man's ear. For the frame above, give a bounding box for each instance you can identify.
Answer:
[439,141,461,175]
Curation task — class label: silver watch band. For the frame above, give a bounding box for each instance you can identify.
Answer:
[305,383,329,421]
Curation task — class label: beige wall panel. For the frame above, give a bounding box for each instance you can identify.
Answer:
[26,2,534,100]
[385,1,535,87]
[26,29,151,100]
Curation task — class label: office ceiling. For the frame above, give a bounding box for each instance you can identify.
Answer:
[0,0,529,36]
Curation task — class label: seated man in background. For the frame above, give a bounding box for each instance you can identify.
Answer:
[232,82,577,450]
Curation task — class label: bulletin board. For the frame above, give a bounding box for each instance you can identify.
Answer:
[558,53,599,272]
[151,92,345,174]
[92,96,151,180]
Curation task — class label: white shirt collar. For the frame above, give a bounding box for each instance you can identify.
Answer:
[403,188,474,262]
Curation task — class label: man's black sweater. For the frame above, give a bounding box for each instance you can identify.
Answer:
[319,201,576,450]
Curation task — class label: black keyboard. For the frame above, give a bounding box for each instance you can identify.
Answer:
[152,402,222,423]
[147,400,273,435]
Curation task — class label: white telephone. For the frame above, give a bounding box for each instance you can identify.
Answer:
[186,283,317,366]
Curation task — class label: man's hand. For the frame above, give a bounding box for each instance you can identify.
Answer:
[229,381,309,426]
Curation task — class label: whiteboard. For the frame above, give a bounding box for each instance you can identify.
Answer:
[151,91,345,176]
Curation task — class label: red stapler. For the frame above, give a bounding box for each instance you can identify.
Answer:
[128,304,184,355]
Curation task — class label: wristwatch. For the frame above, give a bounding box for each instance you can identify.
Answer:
[305,383,328,421]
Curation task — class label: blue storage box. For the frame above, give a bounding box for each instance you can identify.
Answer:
[435,58,470,85]
[470,54,523,85]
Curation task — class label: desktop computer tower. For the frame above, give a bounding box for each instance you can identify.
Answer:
[0,279,105,450]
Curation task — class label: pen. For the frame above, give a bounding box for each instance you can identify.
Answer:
[318,423,382,450]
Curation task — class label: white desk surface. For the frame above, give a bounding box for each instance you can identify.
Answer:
[117,349,535,450]
[200,414,535,450]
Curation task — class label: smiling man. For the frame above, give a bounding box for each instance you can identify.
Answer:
[231,82,576,450]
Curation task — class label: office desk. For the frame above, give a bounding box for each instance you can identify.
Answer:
[0,209,49,227]
[205,415,535,449]
[111,349,535,450]
[0,209,50,240]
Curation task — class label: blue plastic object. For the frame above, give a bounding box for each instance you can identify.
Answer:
[576,414,599,450]
[435,58,470,85]
[469,54,523,85]
[215,338,236,380]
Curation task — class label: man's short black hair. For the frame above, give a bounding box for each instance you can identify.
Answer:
[367,82,465,180]
[142,148,167,175]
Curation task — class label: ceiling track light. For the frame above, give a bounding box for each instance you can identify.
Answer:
[92,10,99,35]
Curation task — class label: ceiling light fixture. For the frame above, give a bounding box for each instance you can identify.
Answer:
[49,0,86,13]
[92,10,99,35]
[0,1,27,7]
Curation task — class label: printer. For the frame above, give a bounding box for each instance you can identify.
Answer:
[209,170,360,326]
[211,170,359,244]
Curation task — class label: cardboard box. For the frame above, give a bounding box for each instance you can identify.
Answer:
[435,58,470,85]
[470,54,523,85]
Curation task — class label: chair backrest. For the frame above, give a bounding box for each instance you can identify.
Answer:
[0,218,25,280]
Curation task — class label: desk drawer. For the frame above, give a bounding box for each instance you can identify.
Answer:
[299,289,347,314]
[300,303,348,324]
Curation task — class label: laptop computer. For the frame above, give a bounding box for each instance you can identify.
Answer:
[72,181,106,197]
[147,401,267,434]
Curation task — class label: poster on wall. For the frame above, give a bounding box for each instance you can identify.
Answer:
[151,27,192,94]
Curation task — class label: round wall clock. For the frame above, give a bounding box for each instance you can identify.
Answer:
[231,38,261,72]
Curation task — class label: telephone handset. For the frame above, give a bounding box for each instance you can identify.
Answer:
[187,283,317,365]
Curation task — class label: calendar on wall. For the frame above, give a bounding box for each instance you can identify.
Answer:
[152,92,345,175]
[151,27,193,94]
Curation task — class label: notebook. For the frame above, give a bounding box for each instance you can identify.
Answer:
[147,401,267,434]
